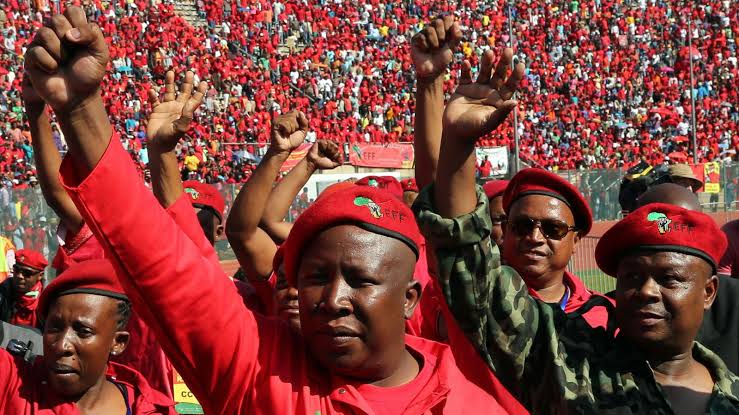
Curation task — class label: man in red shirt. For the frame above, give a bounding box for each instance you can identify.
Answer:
[24,9,513,413]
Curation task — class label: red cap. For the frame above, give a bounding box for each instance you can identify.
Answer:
[503,169,593,235]
[15,249,48,271]
[38,259,128,320]
[400,178,419,193]
[483,180,509,200]
[183,181,225,221]
[595,203,727,277]
[317,181,356,201]
[355,176,403,200]
[283,185,422,285]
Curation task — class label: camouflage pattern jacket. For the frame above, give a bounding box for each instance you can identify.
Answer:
[414,185,739,414]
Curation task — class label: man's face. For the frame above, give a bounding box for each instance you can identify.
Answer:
[488,195,506,249]
[43,294,129,397]
[615,252,716,356]
[297,225,419,380]
[12,264,43,295]
[502,195,579,289]
[195,207,224,246]
[274,263,300,332]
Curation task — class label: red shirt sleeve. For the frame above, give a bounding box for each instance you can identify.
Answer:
[164,193,220,268]
[59,139,275,414]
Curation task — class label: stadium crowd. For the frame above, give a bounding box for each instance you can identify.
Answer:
[0,0,737,187]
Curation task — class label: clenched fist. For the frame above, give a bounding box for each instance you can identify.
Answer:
[307,140,342,170]
[411,16,463,80]
[24,6,109,114]
[270,110,310,154]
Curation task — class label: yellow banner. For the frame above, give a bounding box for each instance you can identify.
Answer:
[703,162,721,194]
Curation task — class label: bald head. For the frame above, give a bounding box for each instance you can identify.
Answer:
[637,183,701,212]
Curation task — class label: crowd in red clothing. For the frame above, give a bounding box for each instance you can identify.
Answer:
[0,0,737,183]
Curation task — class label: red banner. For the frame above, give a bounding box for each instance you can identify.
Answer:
[279,143,312,173]
[348,143,414,169]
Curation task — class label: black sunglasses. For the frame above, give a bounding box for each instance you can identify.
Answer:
[13,265,39,277]
[508,217,577,240]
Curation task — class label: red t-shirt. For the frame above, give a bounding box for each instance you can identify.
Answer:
[352,348,433,415]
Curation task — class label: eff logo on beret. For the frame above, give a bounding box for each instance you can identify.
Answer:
[185,188,200,200]
[647,211,693,235]
[354,196,382,218]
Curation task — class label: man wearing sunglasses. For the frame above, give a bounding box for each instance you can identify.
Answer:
[0,249,47,328]
[500,169,612,328]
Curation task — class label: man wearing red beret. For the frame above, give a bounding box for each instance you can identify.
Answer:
[0,259,175,414]
[482,179,509,249]
[499,168,612,328]
[418,50,739,412]
[0,249,47,328]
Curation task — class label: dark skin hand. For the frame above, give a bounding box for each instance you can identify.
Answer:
[43,294,130,413]
[616,251,718,415]
[24,6,112,175]
[226,111,309,281]
[147,70,208,209]
[435,49,524,218]
[502,194,579,303]
[260,139,342,243]
[298,225,421,387]
[411,16,462,189]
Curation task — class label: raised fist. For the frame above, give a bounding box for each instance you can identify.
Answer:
[147,71,207,152]
[270,110,309,154]
[442,48,524,143]
[24,6,109,114]
[411,16,462,80]
[307,140,342,170]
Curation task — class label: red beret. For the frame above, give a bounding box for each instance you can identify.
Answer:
[283,185,422,285]
[15,249,48,271]
[38,259,128,320]
[183,181,225,221]
[355,176,403,200]
[483,179,509,200]
[400,178,419,193]
[595,203,727,277]
[503,169,593,236]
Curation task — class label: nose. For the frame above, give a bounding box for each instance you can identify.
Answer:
[320,277,352,317]
[49,329,74,358]
[286,286,298,301]
[635,276,661,303]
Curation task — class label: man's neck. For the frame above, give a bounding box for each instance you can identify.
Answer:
[528,270,568,304]
[649,349,700,382]
[369,349,421,388]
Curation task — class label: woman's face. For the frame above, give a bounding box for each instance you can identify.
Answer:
[43,294,129,397]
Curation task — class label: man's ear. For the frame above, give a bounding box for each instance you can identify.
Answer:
[704,274,718,310]
[403,279,422,320]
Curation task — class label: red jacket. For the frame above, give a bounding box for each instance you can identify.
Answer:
[0,349,174,414]
[60,138,511,414]
[528,271,613,329]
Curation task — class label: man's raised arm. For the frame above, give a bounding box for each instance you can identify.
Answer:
[412,16,461,189]
[260,139,341,243]
[226,110,310,280]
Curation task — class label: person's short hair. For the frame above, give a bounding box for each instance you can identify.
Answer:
[116,300,132,331]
